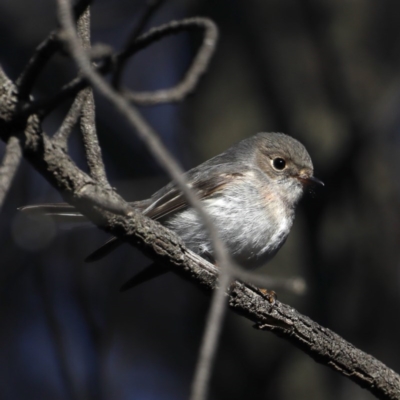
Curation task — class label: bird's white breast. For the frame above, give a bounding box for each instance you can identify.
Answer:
[164,172,294,269]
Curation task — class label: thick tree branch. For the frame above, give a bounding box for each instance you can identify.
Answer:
[56,3,230,399]
[0,61,399,400]
[1,2,399,398]
[54,14,305,400]
[230,286,400,400]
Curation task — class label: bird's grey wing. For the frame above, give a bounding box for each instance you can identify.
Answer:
[142,163,248,220]
[19,163,249,261]
[86,164,247,262]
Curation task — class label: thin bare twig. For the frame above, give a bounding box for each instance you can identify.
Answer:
[16,0,93,100]
[0,136,22,210]
[1,63,399,398]
[20,16,217,115]
[190,271,231,400]
[119,18,218,105]
[80,88,110,187]
[77,7,110,188]
[112,0,166,88]
[56,0,227,304]
[16,31,60,100]
[56,3,231,399]
[53,89,88,148]
[19,56,115,118]
[2,3,398,399]
[20,75,89,118]
[55,5,306,398]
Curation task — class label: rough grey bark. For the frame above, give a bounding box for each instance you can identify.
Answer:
[0,2,400,399]
[0,67,399,399]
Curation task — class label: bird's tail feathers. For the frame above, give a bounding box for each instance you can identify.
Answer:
[18,203,86,223]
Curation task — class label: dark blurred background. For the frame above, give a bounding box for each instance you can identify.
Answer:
[1,0,400,399]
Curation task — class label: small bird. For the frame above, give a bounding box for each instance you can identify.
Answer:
[20,132,323,290]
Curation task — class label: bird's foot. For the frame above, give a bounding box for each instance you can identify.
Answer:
[258,288,277,304]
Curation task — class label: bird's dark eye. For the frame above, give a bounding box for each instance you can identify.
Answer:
[272,157,286,170]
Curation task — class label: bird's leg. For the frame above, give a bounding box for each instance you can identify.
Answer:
[245,283,277,304]
[258,288,277,303]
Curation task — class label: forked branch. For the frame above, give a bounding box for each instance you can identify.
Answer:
[0,2,399,400]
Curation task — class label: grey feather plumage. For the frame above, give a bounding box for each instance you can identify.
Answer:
[19,132,321,269]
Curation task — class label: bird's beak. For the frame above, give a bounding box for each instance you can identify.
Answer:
[298,175,324,187]
[307,176,324,186]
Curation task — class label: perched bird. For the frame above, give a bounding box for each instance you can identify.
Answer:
[20,132,323,290]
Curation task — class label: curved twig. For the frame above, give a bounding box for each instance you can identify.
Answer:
[21,74,91,118]
[16,31,60,100]
[16,0,93,100]
[34,266,80,400]
[0,65,400,400]
[1,3,399,400]
[119,17,219,105]
[19,17,218,116]
[112,0,166,88]
[56,4,231,400]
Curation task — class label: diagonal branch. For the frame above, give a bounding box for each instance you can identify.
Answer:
[1,3,400,400]
[56,3,231,400]
[80,87,110,187]
[16,0,93,100]
[53,89,89,148]
[76,7,110,188]
[16,31,60,100]
[0,136,22,210]
[0,62,399,400]
[20,16,218,116]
